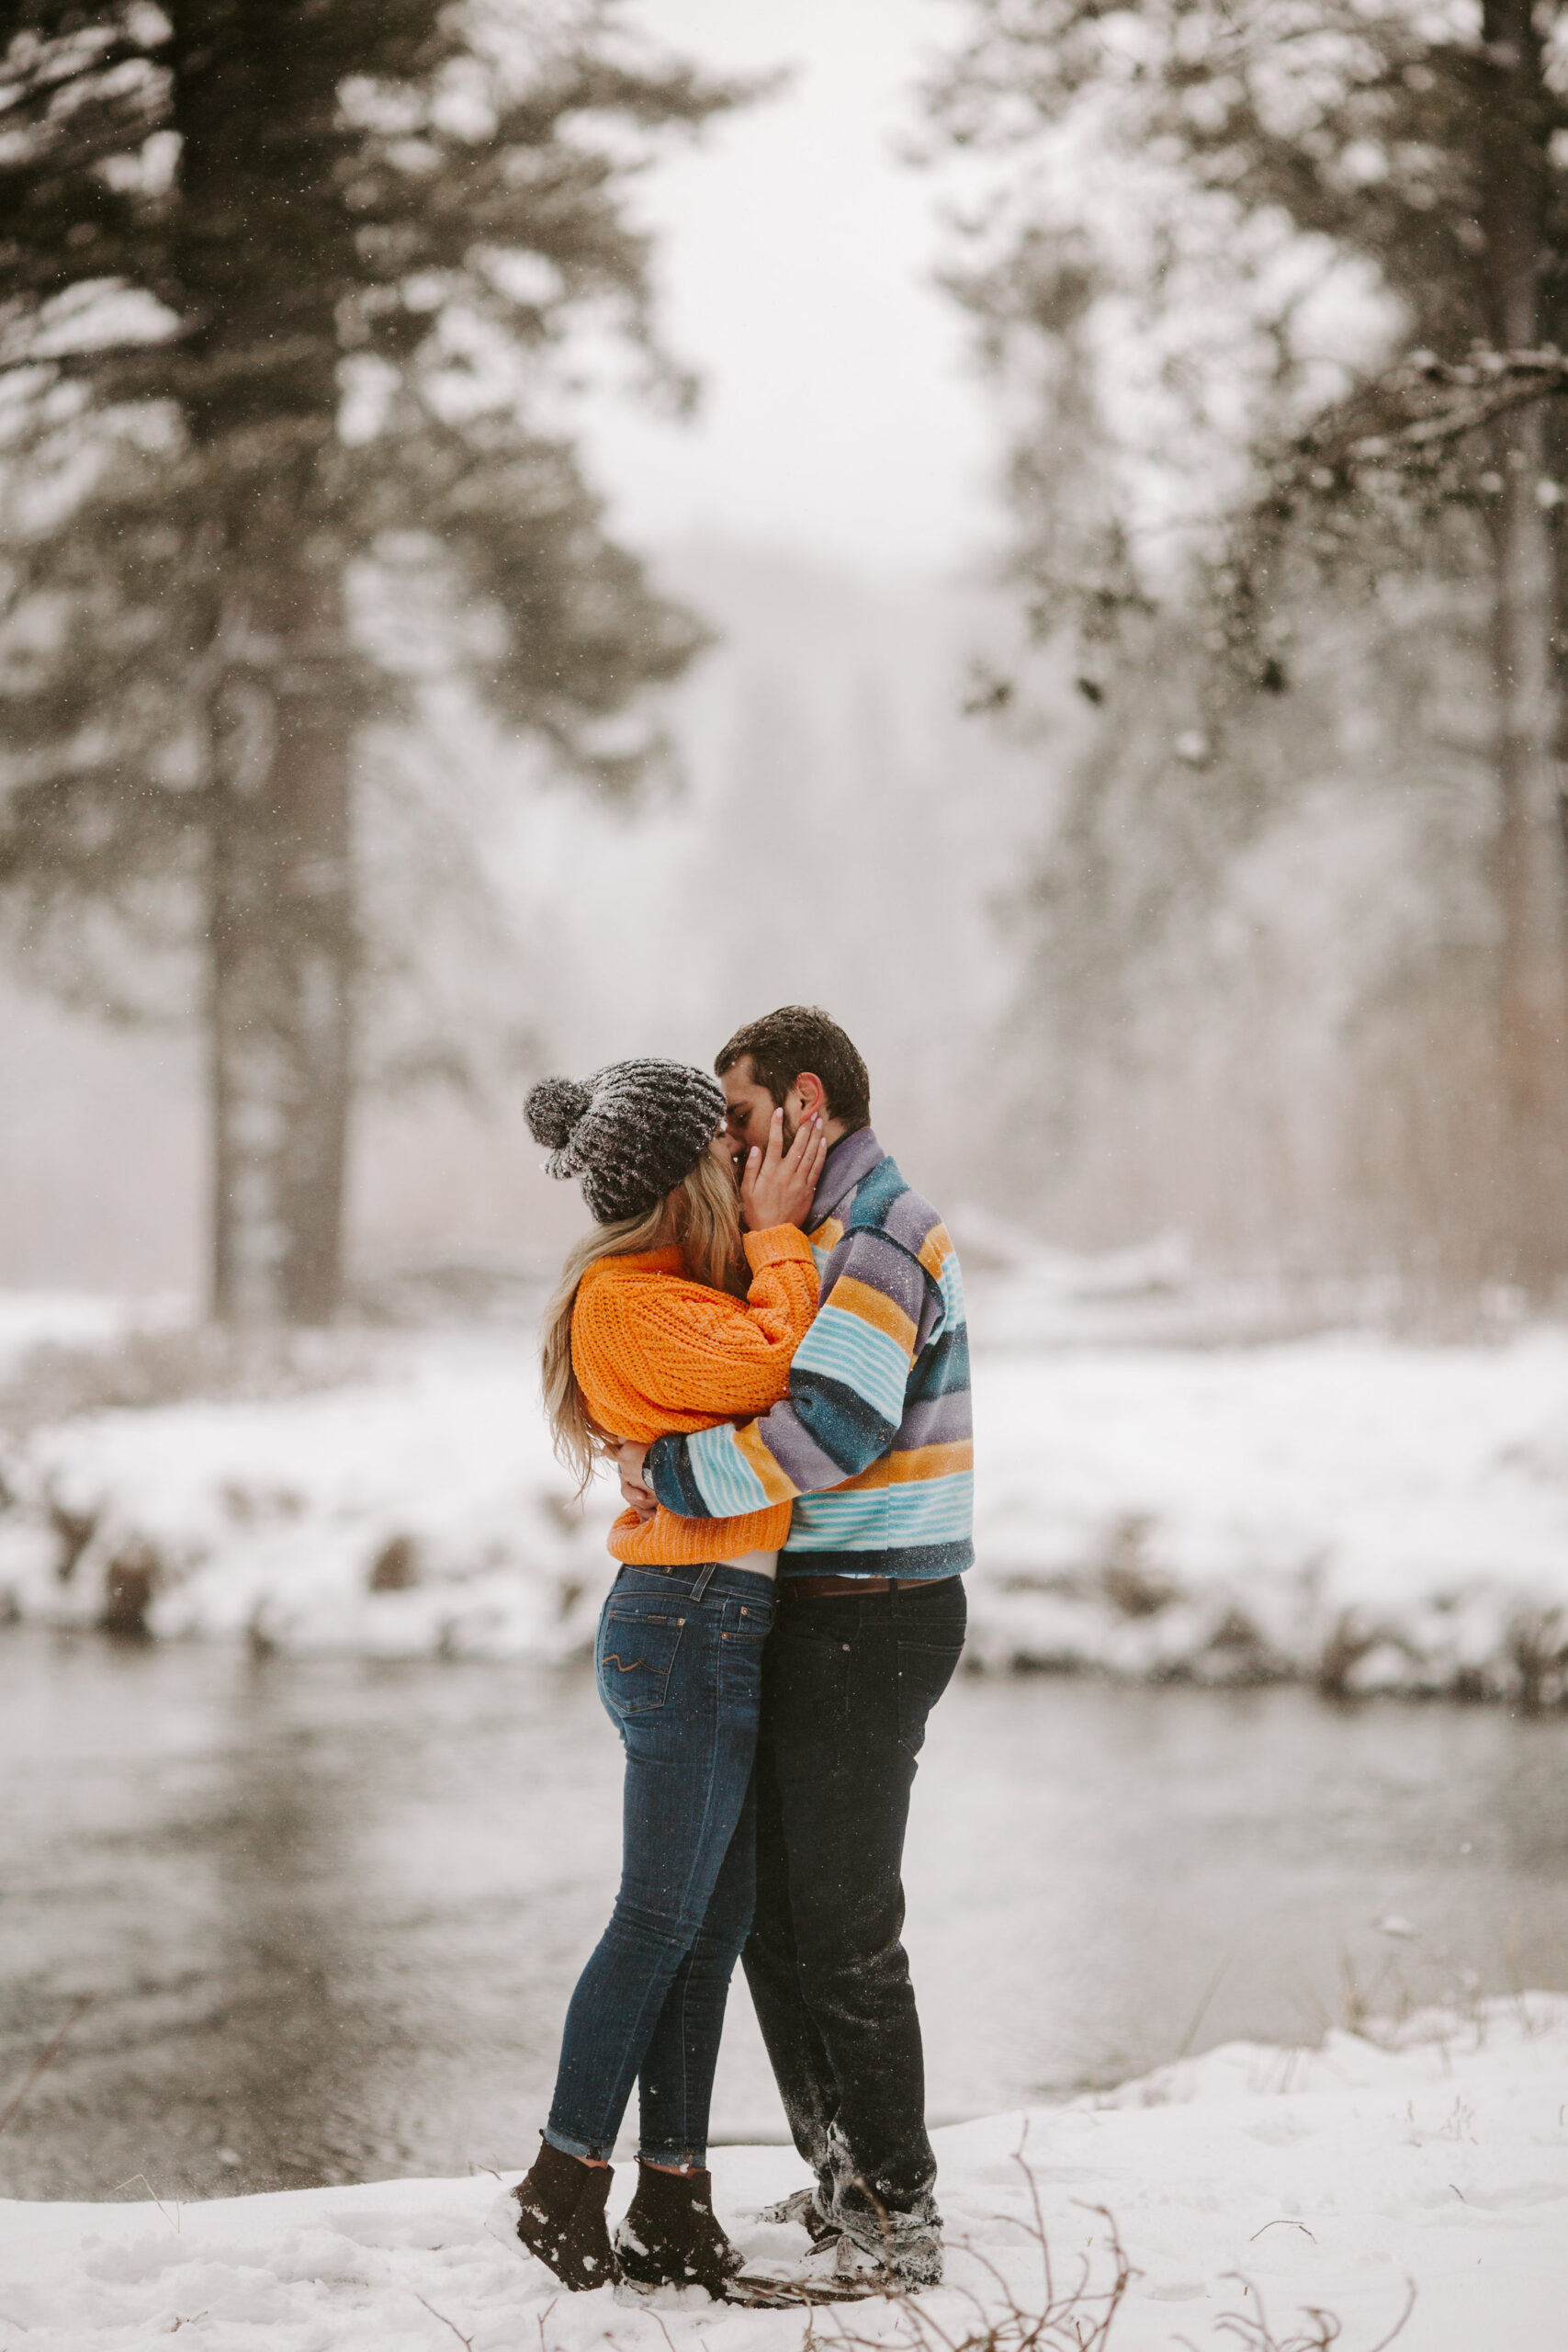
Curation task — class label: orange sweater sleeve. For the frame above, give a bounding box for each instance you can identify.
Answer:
[571,1227,819,1442]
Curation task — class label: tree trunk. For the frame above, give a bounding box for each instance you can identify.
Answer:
[1481,0,1568,1291]
[173,0,364,1325]
[208,573,355,1325]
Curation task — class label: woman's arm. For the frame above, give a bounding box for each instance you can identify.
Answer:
[573,1228,820,1427]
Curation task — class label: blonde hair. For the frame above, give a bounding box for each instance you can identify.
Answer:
[540,1149,746,1492]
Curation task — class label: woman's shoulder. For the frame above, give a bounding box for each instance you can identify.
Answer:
[576,1246,685,1295]
[573,1248,709,1325]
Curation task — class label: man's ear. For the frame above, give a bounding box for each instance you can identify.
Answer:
[795,1071,827,1122]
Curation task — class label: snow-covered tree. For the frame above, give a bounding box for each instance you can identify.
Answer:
[929,0,1568,1287]
[0,1,741,1321]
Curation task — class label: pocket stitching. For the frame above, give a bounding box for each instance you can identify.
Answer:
[597,1616,684,1714]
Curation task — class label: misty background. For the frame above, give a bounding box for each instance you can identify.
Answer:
[5,0,1514,1305]
[4,0,1036,1296]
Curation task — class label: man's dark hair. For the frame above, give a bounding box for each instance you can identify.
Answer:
[716,1005,871,1131]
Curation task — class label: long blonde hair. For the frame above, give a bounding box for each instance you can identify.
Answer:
[540,1149,747,1491]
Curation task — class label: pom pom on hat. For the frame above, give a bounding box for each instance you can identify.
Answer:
[525,1075,592,1152]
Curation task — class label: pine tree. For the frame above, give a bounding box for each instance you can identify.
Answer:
[928,0,1568,1287]
[0,1,741,1321]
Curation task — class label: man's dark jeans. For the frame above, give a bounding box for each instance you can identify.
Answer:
[742,1575,966,2235]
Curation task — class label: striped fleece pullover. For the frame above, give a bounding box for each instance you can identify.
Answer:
[646,1128,973,1581]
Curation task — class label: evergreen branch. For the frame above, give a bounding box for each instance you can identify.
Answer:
[1262,345,1568,497]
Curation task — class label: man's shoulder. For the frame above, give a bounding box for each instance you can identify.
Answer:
[837,1153,957,1286]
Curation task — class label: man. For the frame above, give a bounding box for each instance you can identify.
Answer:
[615,1005,971,2290]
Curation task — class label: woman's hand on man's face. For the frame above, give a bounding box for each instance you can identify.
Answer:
[740,1107,829,1232]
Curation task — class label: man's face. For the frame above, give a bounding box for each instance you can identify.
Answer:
[721,1057,796,1158]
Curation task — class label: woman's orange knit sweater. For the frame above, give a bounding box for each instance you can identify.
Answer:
[570,1224,819,1565]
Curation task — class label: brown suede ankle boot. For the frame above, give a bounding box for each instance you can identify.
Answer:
[511,2138,618,2291]
[615,2159,743,2297]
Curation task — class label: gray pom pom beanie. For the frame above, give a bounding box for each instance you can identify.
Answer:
[525,1058,727,1226]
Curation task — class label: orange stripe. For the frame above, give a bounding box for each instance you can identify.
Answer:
[810,1215,844,1253]
[735,1416,799,1505]
[829,1442,972,1495]
[828,1274,917,1355]
[917,1224,953,1285]
[885,1441,971,1483]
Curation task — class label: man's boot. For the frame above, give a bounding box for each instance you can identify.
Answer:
[758,2183,840,2245]
[510,2139,618,2291]
[615,2160,743,2297]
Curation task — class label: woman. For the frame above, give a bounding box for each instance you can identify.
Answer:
[503,1056,827,2300]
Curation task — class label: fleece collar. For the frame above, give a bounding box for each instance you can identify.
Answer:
[811,1126,884,1230]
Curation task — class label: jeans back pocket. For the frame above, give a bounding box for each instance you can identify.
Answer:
[598,1605,684,1716]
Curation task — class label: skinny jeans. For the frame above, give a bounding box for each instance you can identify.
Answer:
[741,1575,966,2236]
[545,1561,774,2166]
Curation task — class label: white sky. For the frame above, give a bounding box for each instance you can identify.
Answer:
[581,0,999,578]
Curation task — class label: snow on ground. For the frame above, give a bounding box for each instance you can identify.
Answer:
[2,1275,1568,1695]
[3,1996,1563,2351]
[0,1293,186,1380]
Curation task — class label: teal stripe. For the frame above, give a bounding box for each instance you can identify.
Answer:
[686,1420,771,1517]
[785,1470,974,1551]
[886,1471,974,1540]
[937,1254,965,1326]
[793,1303,910,1424]
[785,1487,890,1547]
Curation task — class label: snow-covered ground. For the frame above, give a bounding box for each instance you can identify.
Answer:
[3,1996,1563,2351]
[3,1277,1568,1697]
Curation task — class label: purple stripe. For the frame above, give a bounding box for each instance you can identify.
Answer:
[756,1403,846,1491]
[897,1393,973,1447]
[881,1189,942,1256]
[822,1229,928,1321]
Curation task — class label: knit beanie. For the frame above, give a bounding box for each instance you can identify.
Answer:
[525,1058,728,1226]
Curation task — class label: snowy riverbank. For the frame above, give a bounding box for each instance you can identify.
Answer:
[4,1995,1564,2351]
[3,1287,1568,1699]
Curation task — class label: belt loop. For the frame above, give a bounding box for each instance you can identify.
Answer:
[690,1560,718,1602]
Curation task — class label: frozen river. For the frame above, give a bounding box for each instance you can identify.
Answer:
[3,1629,1566,2203]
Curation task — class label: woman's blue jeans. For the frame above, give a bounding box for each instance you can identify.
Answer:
[544,1561,775,2166]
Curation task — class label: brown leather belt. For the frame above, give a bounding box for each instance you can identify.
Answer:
[781,1573,957,1600]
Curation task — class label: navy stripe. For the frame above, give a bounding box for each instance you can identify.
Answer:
[846,1154,910,1232]
[906,1321,969,1401]
[791,1366,900,1478]
[647,1432,712,1519]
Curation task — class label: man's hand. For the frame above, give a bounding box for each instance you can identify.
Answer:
[741,1108,829,1232]
[615,1440,656,1522]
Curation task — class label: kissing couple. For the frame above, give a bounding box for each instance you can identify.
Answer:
[497,1005,972,2303]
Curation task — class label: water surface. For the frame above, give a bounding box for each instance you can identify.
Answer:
[3,1631,1564,2201]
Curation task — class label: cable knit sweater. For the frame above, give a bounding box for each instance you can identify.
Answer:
[570,1224,819,1565]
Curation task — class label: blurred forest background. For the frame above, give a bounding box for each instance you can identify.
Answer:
[6,0,1568,1315]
